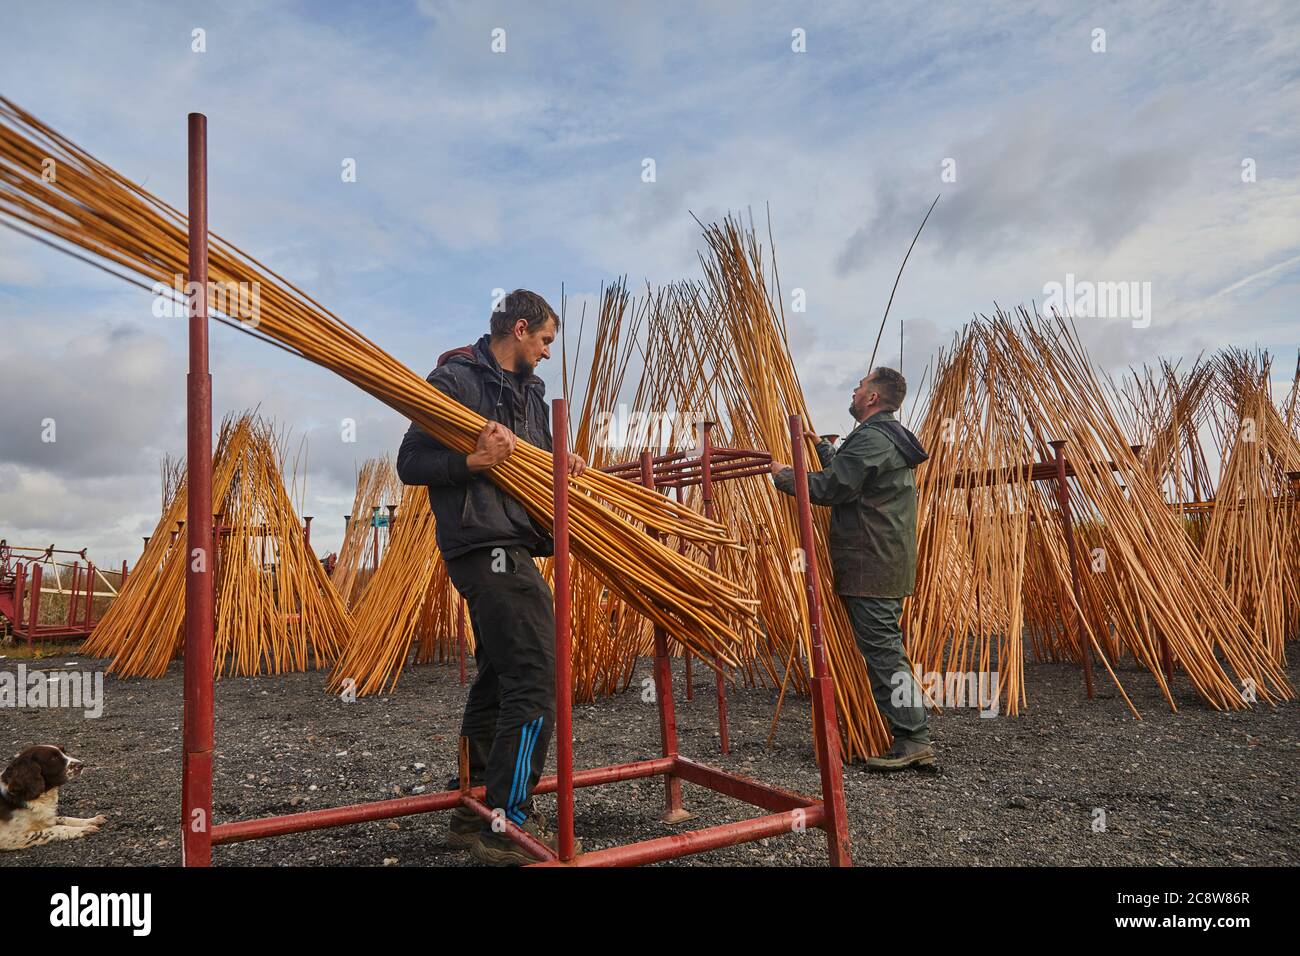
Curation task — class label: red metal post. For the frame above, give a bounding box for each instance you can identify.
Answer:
[302,516,312,546]
[1050,440,1094,699]
[66,562,79,628]
[84,561,95,628]
[700,421,729,754]
[642,453,690,823]
[13,564,26,640]
[121,559,128,586]
[26,563,40,650]
[551,398,575,862]
[789,415,852,866]
[182,111,215,867]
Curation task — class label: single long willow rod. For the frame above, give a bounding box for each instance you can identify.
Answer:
[867,194,940,373]
[0,100,757,663]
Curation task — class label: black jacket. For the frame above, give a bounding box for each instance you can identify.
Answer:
[396,334,553,560]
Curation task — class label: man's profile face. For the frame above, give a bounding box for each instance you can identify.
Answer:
[849,375,878,420]
[513,316,557,374]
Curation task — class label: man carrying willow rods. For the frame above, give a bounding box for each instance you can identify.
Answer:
[768,366,936,771]
[397,289,585,865]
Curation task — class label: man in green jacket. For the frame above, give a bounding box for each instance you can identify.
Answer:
[769,366,935,771]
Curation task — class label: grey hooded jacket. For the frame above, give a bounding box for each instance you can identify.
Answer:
[396,334,553,560]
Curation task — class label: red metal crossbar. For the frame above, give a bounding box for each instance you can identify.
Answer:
[178,114,851,867]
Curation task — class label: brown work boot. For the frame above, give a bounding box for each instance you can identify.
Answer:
[446,806,482,850]
[864,738,936,772]
[469,806,582,866]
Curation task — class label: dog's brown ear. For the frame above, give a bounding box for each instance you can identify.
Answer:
[1,759,45,801]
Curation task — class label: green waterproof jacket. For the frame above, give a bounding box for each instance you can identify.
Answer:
[773,410,928,598]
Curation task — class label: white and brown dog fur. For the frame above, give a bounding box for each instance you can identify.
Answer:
[0,744,106,851]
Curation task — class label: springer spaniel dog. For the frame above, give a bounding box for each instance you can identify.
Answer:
[0,745,106,852]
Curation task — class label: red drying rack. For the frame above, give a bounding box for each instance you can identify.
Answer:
[598,420,771,754]
[177,112,851,866]
[0,543,114,648]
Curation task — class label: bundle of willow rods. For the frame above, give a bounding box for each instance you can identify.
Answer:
[631,279,791,690]
[1202,349,1300,664]
[1113,358,1218,508]
[0,99,757,663]
[413,558,472,667]
[696,215,893,759]
[906,320,1036,715]
[331,457,401,606]
[559,281,655,702]
[330,484,448,694]
[85,414,350,677]
[1116,350,1299,657]
[906,309,1292,713]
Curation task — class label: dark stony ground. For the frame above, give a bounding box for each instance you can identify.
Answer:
[1,651,1295,867]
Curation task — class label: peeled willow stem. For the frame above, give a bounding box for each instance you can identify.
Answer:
[0,99,756,663]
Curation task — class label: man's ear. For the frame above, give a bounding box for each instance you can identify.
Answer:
[513,318,528,341]
[1,760,45,801]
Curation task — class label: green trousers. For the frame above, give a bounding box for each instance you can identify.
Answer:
[842,596,931,744]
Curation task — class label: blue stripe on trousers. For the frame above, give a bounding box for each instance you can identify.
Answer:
[508,716,542,824]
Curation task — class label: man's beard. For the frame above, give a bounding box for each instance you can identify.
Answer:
[518,358,536,377]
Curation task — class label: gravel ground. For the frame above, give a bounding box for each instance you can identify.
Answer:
[2,651,1295,867]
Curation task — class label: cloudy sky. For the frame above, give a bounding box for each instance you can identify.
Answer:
[1,0,1297,569]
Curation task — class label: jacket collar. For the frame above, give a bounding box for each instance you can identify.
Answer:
[472,334,544,389]
[848,409,894,435]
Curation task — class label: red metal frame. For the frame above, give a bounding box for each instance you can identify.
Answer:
[0,542,108,646]
[178,116,850,866]
[598,425,772,753]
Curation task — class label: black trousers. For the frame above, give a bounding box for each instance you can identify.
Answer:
[444,544,555,824]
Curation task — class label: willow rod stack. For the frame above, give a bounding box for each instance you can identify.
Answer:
[1201,349,1300,665]
[331,457,401,606]
[328,484,460,695]
[695,215,892,759]
[84,414,351,677]
[905,309,1292,713]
